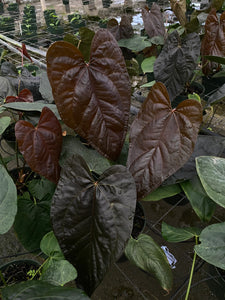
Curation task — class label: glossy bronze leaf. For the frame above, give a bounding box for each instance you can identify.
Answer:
[142,4,166,39]
[107,15,134,41]
[5,88,34,103]
[127,82,202,200]
[170,0,186,26]
[201,9,225,75]
[154,30,200,101]
[15,107,62,184]
[46,29,131,161]
[51,154,136,295]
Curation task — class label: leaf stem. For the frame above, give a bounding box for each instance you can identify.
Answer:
[29,257,49,280]
[185,236,198,300]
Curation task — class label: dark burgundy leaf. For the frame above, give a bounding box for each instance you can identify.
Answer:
[22,43,33,63]
[142,4,165,39]
[15,107,62,184]
[107,15,134,40]
[51,154,136,295]
[201,9,225,75]
[127,82,202,199]
[154,30,200,101]
[46,29,131,161]
[5,88,34,103]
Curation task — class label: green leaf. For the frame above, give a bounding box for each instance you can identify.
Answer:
[150,36,164,45]
[195,222,225,270]
[0,165,17,234]
[143,184,181,201]
[1,280,90,299]
[40,259,77,286]
[140,80,156,88]
[141,56,156,74]
[14,192,52,251]
[196,156,225,208]
[125,234,173,292]
[0,107,6,113]
[60,135,111,174]
[28,178,56,201]
[118,35,152,52]
[40,231,64,260]
[0,116,11,135]
[181,176,216,222]
[188,93,201,103]
[3,102,60,120]
[204,55,225,65]
[162,222,201,243]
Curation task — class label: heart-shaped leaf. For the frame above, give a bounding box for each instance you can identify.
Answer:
[195,222,225,270]
[15,107,62,184]
[5,88,34,103]
[127,82,202,199]
[51,154,137,295]
[125,234,173,293]
[1,281,90,300]
[201,9,225,75]
[40,259,78,286]
[154,30,200,101]
[196,156,225,208]
[46,29,131,161]
[107,16,134,41]
[162,222,201,243]
[40,231,64,260]
[142,4,165,38]
[14,192,52,251]
[0,165,17,234]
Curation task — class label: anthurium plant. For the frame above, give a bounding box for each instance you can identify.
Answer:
[0,28,203,298]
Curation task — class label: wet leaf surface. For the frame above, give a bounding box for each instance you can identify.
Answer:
[47,30,131,161]
[127,82,202,199]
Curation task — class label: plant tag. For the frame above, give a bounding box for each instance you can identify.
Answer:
[161,246,177,269]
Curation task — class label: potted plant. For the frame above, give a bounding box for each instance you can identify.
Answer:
[0,16,15,38]
[7,2,19,18]
[68,12,86,31]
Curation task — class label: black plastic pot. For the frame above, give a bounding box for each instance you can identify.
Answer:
[0,259,41,287]
[102,0,112,8]
[0,2,4,14]
[7,3,19,18]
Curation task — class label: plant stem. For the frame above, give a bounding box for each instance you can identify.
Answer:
[29,258,49,280]
[0,269,7,287]
[185,236,198,300]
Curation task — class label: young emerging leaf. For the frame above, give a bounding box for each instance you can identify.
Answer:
[196,156,225,208]
[142,4,166,39]
[5,88,34,103]
[51,154,137,296]
[154,30,200,101]
[127,82,202,199]
[107,15,134,41]
[125,234,173,292]
[201,9,225,75]
[46,29,131,161]
[15,107,62,184]
[195,222,225,270]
